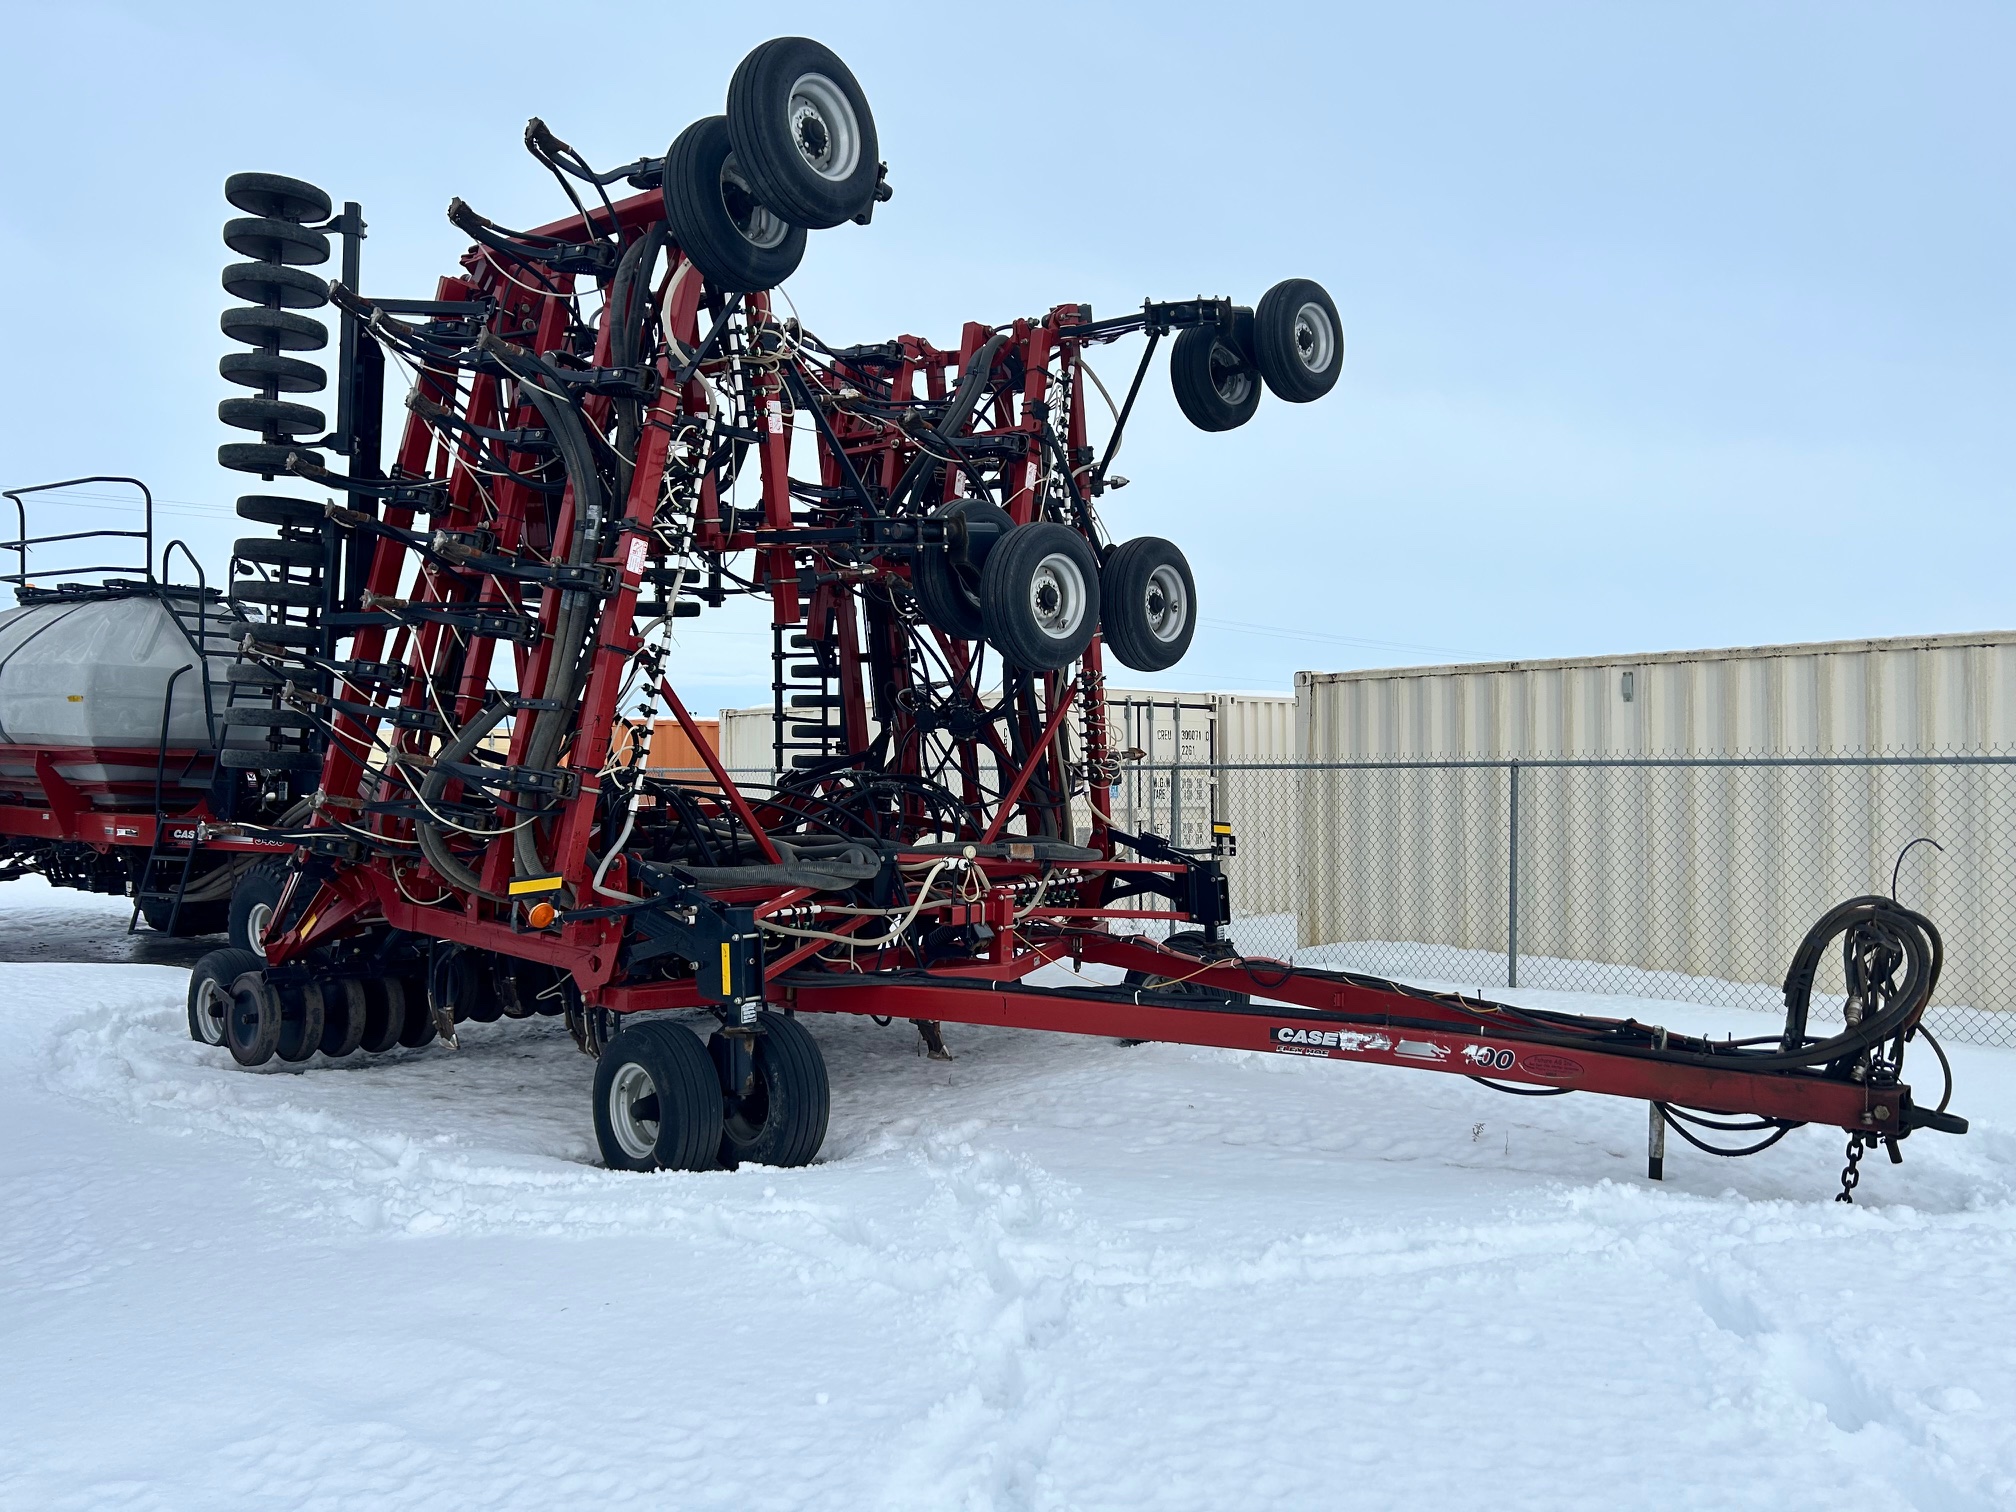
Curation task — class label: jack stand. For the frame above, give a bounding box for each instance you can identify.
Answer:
[1647,1026,1669,1180]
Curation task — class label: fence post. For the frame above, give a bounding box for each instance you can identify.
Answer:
[1507,760,1521,989]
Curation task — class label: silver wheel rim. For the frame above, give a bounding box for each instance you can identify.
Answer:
[246,899,272,960]
[1208,342,1253,404]
[1144,563,1188,643]
[719,153,790,250]
[195,978,229,1045]
[1028,552,1088,641]
[1292,301,1338,374]
[608,1061,660,1160]
[788,72,861,184]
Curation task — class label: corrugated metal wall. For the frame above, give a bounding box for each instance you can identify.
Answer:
[1289,631,2016,1014]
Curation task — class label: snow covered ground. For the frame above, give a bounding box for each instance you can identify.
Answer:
[6,877,2016,1510]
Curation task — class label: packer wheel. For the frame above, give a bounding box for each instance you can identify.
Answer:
[274,982,325,1064]
[356,977,405,1054]
[223,970,282,1067]
[320,978,369,1058]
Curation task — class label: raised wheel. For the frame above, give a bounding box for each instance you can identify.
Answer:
[219,305,328,351]
[219,397,326,438]
[726,37,880,230]
[221,261,327,310]
[233,535,323,568]
[188,947,263,1046]
[275,981,325,1064]
[1169,321,1261,432]
[1101,536,1197,673]
[223,970,282,1067]
[979,522,1101,671]
[1251,278,1343,403]
[912,499,1013,640]
[229,863,288,958]
[235,494,326,527]
[320,978,368,1058]
[592,1020,722,1172]
[661,115,806,294]
[230,579,322,610]
[221,216,331,267]
[224,171,332,224]
[356,977,405,1054]
[712,1011,830,1169]
[220,353,326,395]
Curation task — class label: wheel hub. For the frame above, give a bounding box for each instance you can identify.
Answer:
[1028,553,1086,639]
[608,1060,661,1160]
[788,72,860,182]
[1293,301,1337,373]
[718,155,790,249]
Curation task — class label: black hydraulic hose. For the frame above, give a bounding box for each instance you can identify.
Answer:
[415,699,514,901]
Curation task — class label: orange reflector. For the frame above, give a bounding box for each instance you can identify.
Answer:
[526,901,558,929]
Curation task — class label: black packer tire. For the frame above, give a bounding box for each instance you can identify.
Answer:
[229,863,288,958]
[236,495,324,528]
[979,522,1101,671]
[275,981,325,1064]
[593,1020,722,1173]
[726,37,880,230]
[321,978,368,1058]
[224,971,282,1067]
[233,536,323,568]
[222,261,329,310]
[224,171,332,225]
[662,115,806,294]
[395,975,437,1048]
[1169,322,1261,432]
[1252,278,1343,403]
[357,977,405,1054]
[231,578,322,609]
[912,499,1013,640]
[220,352,325,395]
[713,1011,830,1169]
[1101,536,1197,673]
[188,947,263,1046]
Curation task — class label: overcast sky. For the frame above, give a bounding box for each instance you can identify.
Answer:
[1,2,2008,710]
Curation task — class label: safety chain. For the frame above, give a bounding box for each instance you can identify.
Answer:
[1836,1132,1867,1203]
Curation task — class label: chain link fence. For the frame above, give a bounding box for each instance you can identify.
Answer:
[1114,756,2016,1047]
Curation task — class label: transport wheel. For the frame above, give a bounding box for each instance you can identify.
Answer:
[1252,278,1343,403]
[726,37,880,230]
[593,1021,722,1173]
[187,947,262,1046]
[223,971,283,1067]
[1124,930,1250,1005]
[712,1011,830,1169]
[229,863,288,958]
[139,896,228,937]
[1169,322,1261,431]
[275,982,325,1064]
[396,976,438,1049]
[661,115,807,294]
[1101,537,1197,673]
[912,499,1013,640]
[320,978,368,1058]
[357,978,405,1055]
[979,522,1102,671]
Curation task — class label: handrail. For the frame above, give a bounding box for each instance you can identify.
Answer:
[159,539,220,746]
[0,476,155,589]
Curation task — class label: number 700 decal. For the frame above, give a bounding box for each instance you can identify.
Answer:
[1461,1044,1517,1072]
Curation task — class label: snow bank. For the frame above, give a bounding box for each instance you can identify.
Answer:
[5,941,2016,1506]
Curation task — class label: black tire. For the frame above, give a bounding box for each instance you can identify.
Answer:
[275,981,325,1063]
[979,522,1102,671]
[1123,931,1250,1006]
[1169,323,1261,432]
[220,352,325,394]
[1100,537,1197,673]
[225,662,284,687]
[235,620,323,647]
[662,115,807,294]
[495,956,561,1019]
[218,747,322,771]
[593,1020,722,1172]
[224,171,331,224]
[138,895,228,936]
[222,707,316,729]
[233,535,322,568]
[913,499,1013,640]
[223,971,282,1067]
[219,442,322,478]
[713,1011,830,1169]
[222,215,330,266]
[188,947,263,1046]
[222,260,329,310]
[321,978,368,1058]
[230,578,322,609]
[236,494,325,527]
[396,977,437,1048]
[229,863,288,958]
[726,38,880,230]
[357,977,404,1054]
[1252,278,1343,403]
[220,306,328,352]
[219,397,326,437]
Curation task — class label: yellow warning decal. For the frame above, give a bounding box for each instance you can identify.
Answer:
[1212,821,1233,836]
[720,941,733,994]
[508,874,565,897]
